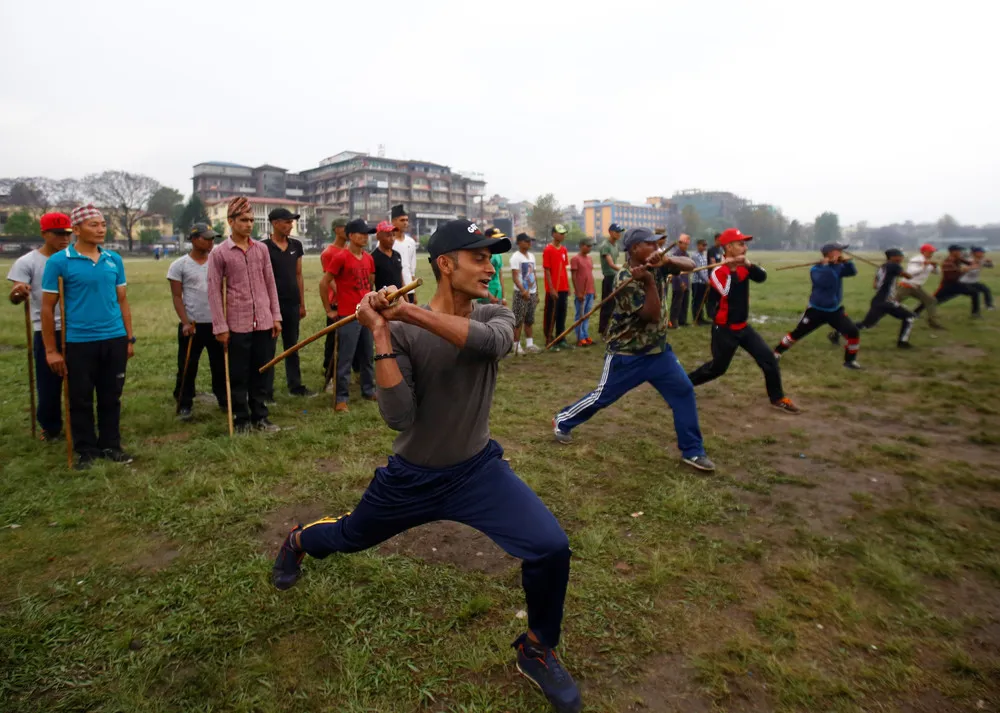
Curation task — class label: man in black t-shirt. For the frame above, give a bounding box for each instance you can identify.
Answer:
[264,208,314,397]
[371,221,404,291]
[841,248,916,348]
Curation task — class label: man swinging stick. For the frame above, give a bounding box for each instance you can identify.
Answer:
[272,220,583,713]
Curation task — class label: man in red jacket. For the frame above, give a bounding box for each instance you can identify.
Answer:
[687,228,799,413]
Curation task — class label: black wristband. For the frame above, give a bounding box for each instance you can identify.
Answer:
[374,352,397,361]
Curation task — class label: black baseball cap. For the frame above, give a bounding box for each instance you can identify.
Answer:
[622,227,661,251]
[427,220,511,260]
[268,208,300,222]
[885,248,904,259]
[345,218,377,235]
[484,227,507,239]
[948,244,964,252]
[820,242,849,256]
[516,232,532,243]
[608,223,625,233]
[189,222,221,240]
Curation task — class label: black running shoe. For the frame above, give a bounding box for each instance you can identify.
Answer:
[682,455,716,472]
[272,525,305,591]
[101,448,134,464]
[513,634,583,713]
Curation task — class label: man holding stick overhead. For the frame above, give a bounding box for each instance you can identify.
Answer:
[41,205,135,469]
[7,212,72,441]
[167,223,228,421]
[207,196,282,434]
[272,219,582,713]
[553,228,716,472]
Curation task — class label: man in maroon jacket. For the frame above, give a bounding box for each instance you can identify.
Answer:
[687,228,799,414]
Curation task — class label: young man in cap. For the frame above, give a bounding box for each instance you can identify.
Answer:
[320,217,349,383]
[553,228,715,472]
[843,249,916,348]
[570,238,596,346]
[371,221,403,291]
[916,244,979,318]
[391,204,418,304]
[668,234,692,328]
[510,233,541,355]
[328,218,377,411]
[207,196,282,433]
[598,224,623,335]
[41,205,135,468]
[263,208,313,399]
[688,229,799,413]
[895,244,944,329]
[773,243,862,369]
[690,238,711,325]
[272,219,583,713]
[543,224,571,349]
[479,227,508,306]
[168,223,228,420]
[7,212,72,440]
[960,247,994,316]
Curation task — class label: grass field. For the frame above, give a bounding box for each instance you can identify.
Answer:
[2,249,999,713]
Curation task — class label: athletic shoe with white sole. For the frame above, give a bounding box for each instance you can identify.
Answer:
[552,419,572,445]
[683,455,716,472]
[771,397,801,414]
[844,361,863,370]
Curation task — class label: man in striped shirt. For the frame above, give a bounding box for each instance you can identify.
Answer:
[207,197,283,433]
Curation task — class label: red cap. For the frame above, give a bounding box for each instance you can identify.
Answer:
[920,243,936,254]
[40,213,73,233]
[719,228,752,246]
[376,220,397,233]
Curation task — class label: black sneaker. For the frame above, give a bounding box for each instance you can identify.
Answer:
[827,331,841,345]
[235,422,254,434]
[272,525,305,590]
[178,408,193,422]
[682,455,716,472]
[254,419,281,433]
[512,634,583,713]
[101,449,134,464]
[74,454,98,471]
[290,387,318,398]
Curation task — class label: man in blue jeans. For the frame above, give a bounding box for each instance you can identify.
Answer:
[7,212,72,441]
[272,220,582,712]
[570,238,596,345]
[553,227,715,472]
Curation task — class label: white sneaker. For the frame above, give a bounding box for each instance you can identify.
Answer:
[515,343,525,356]
[524,344,541,354]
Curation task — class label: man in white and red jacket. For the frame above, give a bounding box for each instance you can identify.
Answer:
[688,228,800,414]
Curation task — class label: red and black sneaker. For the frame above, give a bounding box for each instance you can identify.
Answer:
[272,525,305,591]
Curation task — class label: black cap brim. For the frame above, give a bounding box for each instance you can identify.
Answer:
[465,237,511,254]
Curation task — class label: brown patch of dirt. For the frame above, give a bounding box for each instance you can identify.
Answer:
[622,653,713,712]
[378,520,516,575]
[146,431,192,446]
[256,503,330,552]
[932,344,988,361]
[314,458,340,474]
[129,542,182,573]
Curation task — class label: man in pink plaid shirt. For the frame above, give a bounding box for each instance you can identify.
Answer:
[208,197,282,433]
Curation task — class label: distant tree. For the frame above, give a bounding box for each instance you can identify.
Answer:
[171,203,186,233]
[83,170,161,252]
[564,221,587,248]
[147,186,184,218]
[212,220,226,237]
[528,193,562,239]
[937,214,961,238]
[735,206,788,249]
[305,215,325,240]
[872,225,906,251]
[251,222,261,239]
[4,211,41,236]
[681,205,702,237]
[178,195,209,233]
[139,228,161,245]
[786,219,803,248]
[814,212,842,246]
[9,181,48,209]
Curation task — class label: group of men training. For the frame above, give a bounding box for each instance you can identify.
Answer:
[5,199,995,713]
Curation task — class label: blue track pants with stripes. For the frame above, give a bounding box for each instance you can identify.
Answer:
[554,347,706,459]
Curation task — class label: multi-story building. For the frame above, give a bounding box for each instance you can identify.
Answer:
[669,190,749,223]
[583,197,674,238]
[194,152,487,238]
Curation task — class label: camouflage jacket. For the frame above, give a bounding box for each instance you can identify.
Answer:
[605,263,682,355]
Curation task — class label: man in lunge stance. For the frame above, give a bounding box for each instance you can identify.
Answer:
[773,242,862,370]
[834,248,915,348]
[552,227,715,472]
[688,229,799,413]
[272,220,582,713]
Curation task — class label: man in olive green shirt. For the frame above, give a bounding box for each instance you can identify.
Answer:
[598,223,623,336]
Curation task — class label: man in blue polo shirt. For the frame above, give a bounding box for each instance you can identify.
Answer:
[41,205,136,469]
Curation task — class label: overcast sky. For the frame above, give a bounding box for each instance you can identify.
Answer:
[1,0,996,226]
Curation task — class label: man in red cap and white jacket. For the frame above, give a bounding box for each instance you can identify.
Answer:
[687,228,800,414]
[895,243,944,329]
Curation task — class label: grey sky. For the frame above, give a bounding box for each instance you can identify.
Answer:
[1,0,996,225]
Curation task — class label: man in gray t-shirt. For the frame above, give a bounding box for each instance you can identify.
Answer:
[167,223,227,419]
[7,213,72,439]
[272,220,583,713]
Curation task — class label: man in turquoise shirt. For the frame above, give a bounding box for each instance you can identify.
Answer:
[478,228,508,306]
[42,205,135,469]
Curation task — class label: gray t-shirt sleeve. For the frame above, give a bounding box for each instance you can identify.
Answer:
[7,253,32,284]
[465,304,515,358]
[166,256,184,282]
[376,326,418,431]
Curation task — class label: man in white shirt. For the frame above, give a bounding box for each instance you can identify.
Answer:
[510,233,541,354]
[7,212,72,440]
[961,247,994,315]
[391,204,418,304]
[895,243,944,329]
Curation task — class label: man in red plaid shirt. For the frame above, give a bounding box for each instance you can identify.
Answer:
[208,197,283,433]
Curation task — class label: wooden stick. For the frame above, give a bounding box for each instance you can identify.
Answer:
[176,328,195,415]
[845,251,882,269]
[775,261,821,271]
[258,279,422,373]
[24,299,37,439]
[222,278,234,437]
[58,277,73,468]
